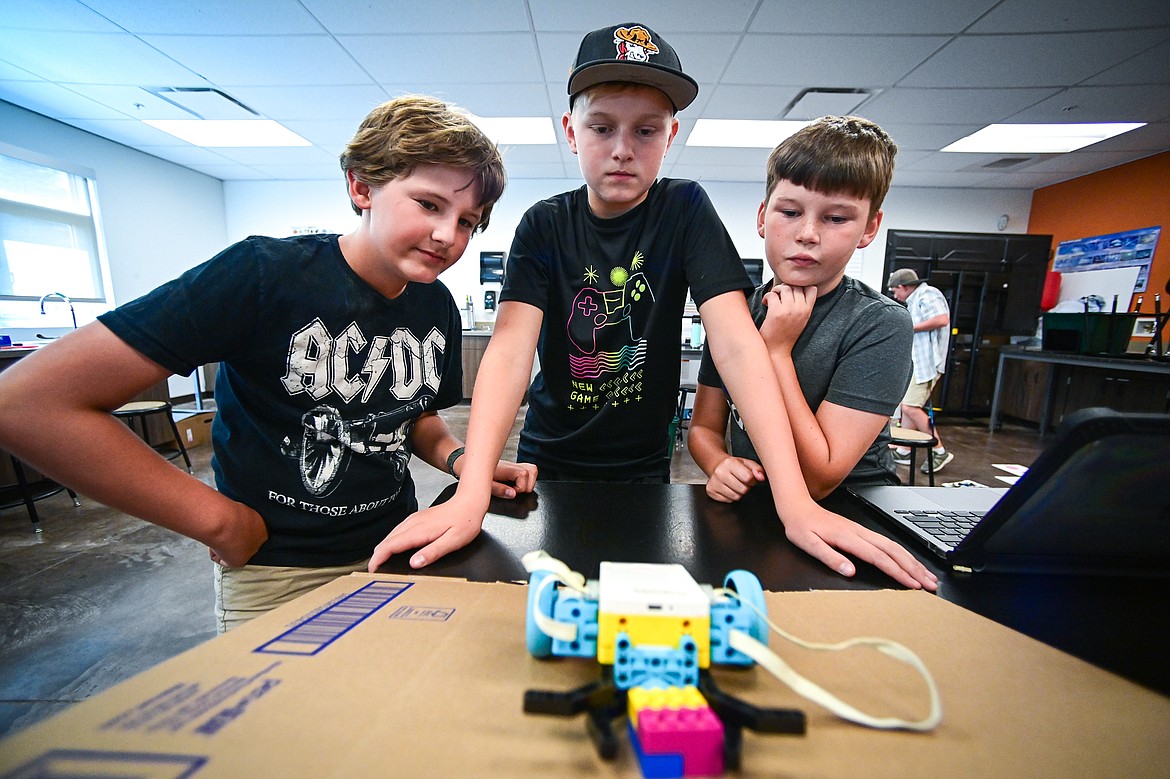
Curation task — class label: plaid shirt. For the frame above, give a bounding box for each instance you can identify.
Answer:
[906,282,950,384]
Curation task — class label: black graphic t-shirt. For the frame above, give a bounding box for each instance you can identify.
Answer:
[99,234,462,566]
[500,179,749,478]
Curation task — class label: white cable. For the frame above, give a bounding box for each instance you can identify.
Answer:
[715,588,942,731]
[522,550,587,590]
[531,574,578,642]
[522,551,589,642]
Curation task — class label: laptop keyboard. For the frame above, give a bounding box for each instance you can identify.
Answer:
[895,510,986,546]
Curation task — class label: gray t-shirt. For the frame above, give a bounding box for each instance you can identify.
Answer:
[697,276,913,487]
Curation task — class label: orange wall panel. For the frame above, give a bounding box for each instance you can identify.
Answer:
[1028,150,1170,312]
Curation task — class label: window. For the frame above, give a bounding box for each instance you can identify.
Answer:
[0,148,110,317]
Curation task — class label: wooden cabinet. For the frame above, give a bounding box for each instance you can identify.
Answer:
[996,357,1051,423]
[461,333,490,400]
[992,348,1170,431]
[941,341,1004,413]
[1053,368,1170,423]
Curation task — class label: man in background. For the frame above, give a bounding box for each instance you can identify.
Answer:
[888,268,953,473]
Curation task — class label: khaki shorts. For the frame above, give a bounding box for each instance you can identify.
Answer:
[213,559,369,633]
[901,376,939,409]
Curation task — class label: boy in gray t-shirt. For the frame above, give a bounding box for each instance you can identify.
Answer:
[690,116,913,502]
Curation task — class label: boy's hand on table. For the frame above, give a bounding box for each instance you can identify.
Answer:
[705,456,766,502]
[489,461,538,498]
[368,495,487,571]
[208,503,268,567]
[782,506,940,592]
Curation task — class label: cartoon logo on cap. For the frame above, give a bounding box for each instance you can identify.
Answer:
[614,25,659,62]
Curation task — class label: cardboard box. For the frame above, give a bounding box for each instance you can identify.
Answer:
[175,412,214,449]
[0,574,1166,778]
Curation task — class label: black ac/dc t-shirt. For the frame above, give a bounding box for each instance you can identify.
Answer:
[501,179,750,479]
[100,234,463,566]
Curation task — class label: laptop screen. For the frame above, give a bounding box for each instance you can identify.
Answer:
[959,408,1170,573]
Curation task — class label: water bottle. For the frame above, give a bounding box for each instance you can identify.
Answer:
[690,315,703,347]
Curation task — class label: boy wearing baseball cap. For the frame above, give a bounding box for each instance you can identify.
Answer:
[368,24,937,592]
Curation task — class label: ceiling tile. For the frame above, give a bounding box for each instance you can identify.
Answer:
[3,0,120,31]
[528,0,757,33]
[1008,84,1170,123]
[142,34,371,87]
[860,87,1061,126]
[901,30,1170,88]
[244,163,346,180]
[1020,149,1153,174]
[724,34,950,86]
[0,61,42,80]
[1084,39,1170,86]
[749,0,996,34]
[498,145,565,165]
[227,85,390,121]
[700,85,806,120]
[969,0,1170,33]
[873,123,985,151]
[187,164,273,180]
[82,0,324,34]
[414,83,553,118]
[69,117,209,146]
[340,33,543,84]
[63,85,201,121]
[203,146,337,166]
[275,119,359,148]
[303,0,532,34]
[672,145,771,169]
[1086,122,1170,153]
[0,31,202,85]
[135,145,243,166]
[674,164,765,183]
[0,81,132,121]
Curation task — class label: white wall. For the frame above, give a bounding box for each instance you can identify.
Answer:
[1,101,228,398]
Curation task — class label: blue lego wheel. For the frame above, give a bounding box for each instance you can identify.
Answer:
[526,570,556,657]
[724,570,768,643]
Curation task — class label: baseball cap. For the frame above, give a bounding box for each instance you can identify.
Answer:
[887,268,924,289]
[568,23,698,111]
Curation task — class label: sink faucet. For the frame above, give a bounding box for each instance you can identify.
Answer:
[38,292,78,333]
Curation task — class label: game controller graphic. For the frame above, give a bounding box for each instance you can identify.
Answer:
[567,270,654,356]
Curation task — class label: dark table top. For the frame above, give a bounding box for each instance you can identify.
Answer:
[377,481,1170,697]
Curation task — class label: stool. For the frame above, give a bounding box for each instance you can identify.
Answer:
[2,454,81,532]
[113,400,193,474]
[890,427,937,487]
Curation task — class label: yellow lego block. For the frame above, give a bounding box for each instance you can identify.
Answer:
[597,612,711,666]
[627,685,707,725]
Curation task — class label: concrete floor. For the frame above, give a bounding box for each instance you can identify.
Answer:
[0,403,1044,738]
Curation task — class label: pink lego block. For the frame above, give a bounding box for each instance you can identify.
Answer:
[636,706,723,777]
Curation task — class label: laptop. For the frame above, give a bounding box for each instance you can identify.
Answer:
[849,407,1170,576]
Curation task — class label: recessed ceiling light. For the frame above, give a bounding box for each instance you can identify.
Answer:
[143,119,311,147]
[685,119,812,148]
[468,116,557,145]
[941,123,1145,154]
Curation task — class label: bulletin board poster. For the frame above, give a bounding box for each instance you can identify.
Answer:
[1052,226,1160,292]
